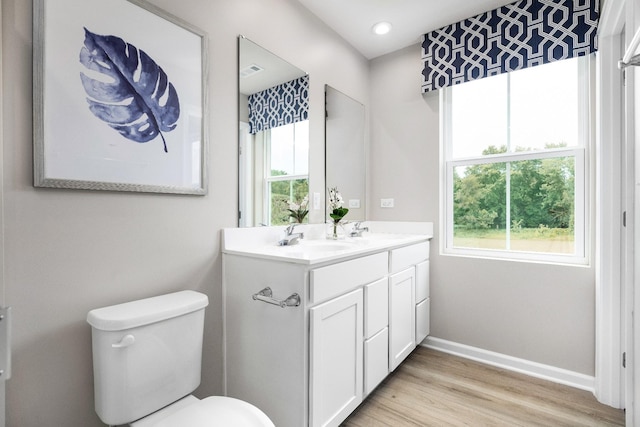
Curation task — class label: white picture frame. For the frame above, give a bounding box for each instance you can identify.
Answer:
[33,0,208,195]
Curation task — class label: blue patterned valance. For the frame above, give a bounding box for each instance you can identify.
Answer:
[248,75,309,134]
[421,0,599,93]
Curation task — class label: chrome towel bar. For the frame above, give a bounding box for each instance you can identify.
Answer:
[252,287,301,308]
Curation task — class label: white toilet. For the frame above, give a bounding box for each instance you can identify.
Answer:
[87,290,274,426]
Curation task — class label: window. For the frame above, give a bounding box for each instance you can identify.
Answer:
[442,57,590,263]
[265,121,309,225]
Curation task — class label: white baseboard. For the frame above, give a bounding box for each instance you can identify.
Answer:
[421,337,595,393]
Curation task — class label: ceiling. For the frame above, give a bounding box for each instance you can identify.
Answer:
[296,0,516,59]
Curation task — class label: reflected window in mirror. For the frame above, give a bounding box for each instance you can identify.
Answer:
[239,121,309,226]
[266,121,309,225]
[238,37,310,227]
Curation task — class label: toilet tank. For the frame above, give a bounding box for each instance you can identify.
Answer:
[87,290,209,426]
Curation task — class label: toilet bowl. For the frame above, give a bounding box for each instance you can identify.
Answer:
[87,290,274,426]
[131,395,274,427]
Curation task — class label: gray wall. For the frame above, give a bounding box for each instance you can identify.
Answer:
[369,44,595,375]
[1,0,368,425]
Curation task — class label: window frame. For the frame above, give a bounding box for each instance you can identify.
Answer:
[440,56,591,265]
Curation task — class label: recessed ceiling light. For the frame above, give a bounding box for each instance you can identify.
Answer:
[372,21,392,35]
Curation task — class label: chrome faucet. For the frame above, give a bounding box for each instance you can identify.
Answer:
[278,223,304,246]
[349,221,369,237]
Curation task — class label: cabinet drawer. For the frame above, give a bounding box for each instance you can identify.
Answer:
[415,260,430,302]
[390,242,429,274]
[364,278,388,339]
[364,327,389,396]
[310,252,388,305]
[416,297,430,344]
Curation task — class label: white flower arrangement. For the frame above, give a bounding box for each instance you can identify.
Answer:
[286,195,309,223]
[328,187,349,224]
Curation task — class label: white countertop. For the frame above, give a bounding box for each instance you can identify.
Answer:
[221,221,433,265]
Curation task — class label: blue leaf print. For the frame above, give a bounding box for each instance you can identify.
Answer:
[79,28,180,153]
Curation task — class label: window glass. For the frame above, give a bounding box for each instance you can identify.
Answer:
[509,157,575,255]
[510,59,579,151]
[269,121,309,176]
[269,179,309,225]
[451,59,579,158]
[451,74,507,159]
[453,157,576,254]
[293,120,309,175]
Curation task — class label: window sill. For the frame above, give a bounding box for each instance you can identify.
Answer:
[441,247,590,267]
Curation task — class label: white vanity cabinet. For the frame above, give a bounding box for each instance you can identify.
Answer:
[222,224,432,427]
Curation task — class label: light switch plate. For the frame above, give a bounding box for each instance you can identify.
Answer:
[349,199,360,209]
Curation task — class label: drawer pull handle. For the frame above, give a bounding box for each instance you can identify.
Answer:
[252,287,301,308]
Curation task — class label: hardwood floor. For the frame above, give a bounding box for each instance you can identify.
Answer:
[342,347,625,426]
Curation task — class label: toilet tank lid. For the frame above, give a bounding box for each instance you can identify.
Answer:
[87,290,209,331]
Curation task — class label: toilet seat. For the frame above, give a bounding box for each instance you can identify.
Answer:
[131,395,275,427]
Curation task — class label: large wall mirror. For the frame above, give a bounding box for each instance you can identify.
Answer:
[238,36,309,227]
[325,85,366,222]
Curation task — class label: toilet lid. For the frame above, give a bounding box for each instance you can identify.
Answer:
[144,396,275,427]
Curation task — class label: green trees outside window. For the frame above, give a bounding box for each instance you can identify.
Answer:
[453,146,575,253]
[269,172,309,226]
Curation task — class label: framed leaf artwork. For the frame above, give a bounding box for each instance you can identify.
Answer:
[33,0,208,195]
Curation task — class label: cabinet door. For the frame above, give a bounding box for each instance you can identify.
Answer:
[310,288,363,427]
[389,268,415,371]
